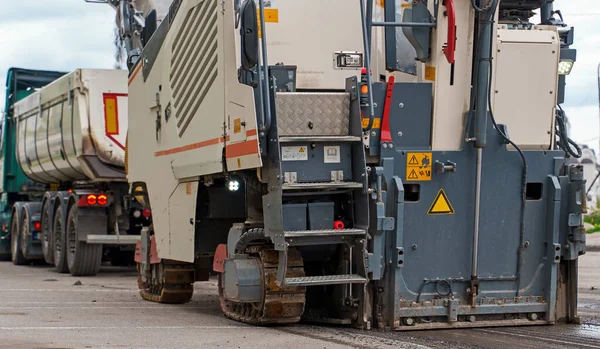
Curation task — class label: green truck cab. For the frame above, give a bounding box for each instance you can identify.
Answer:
[0,68,65,260]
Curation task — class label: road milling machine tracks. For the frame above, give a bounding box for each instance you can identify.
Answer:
[123,0,585,329]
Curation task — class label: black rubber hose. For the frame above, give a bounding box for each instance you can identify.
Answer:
[556,105,582,159]
[234,228,268,254]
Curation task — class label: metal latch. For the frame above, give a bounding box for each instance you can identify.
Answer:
[435,160,457,173]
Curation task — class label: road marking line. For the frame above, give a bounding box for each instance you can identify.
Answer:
[0,289,138,292]
[478,329,600,349]
[0,306,209,309]
[0,326,247,330]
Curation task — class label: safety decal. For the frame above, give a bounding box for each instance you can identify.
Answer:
[324,146,341,164]
[425,66,436,81]
[428,189,455,215]
[361,117,381,129]
[234,118,242,134]
[281,145,308,161]
[406,152,432,181]
[103,93,128,150]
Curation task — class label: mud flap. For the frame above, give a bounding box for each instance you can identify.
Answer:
[213,244,227,273]
[134,235,160,264]
[75,207,108,242]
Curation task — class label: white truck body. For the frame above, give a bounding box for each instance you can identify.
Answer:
[14,69,128,184]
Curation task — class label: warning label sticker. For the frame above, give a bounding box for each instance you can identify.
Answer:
[406,152,432,181]
[233,118,241,134]
[428,189,455,215]
[282,145,308,161]
[361,118,381,129]
[324,146,341,163]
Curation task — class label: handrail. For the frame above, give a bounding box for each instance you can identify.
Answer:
[258,0,272,132]
[442,0,456,64]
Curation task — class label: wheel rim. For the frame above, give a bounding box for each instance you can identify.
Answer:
[11,218,18,259]
[54,216,63,263]
[42,208,51,256]
[67,213,76,267]
[21,213,28,255]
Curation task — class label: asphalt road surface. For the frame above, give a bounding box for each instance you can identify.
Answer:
[0,252,598,349]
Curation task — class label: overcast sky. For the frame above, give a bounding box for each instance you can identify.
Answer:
[0,1,598,154]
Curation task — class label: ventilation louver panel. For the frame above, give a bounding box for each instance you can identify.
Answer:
[170,0,219,137]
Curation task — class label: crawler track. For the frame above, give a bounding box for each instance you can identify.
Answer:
[219,248,307,325]
[137,261,195,304]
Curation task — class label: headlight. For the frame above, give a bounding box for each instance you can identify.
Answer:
[558,60,574,76]
[228,180,240,191]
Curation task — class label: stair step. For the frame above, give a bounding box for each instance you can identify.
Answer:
[279,136,362,143]
[285,274,368,287]
[284,229,366,238]
[282,182,363,190]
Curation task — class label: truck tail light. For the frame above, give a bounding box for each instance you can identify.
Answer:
[97,194,108,206]
[87,195,97,206]
[78,194,109,207]
[33,221,41,230]
[142,208,151,218]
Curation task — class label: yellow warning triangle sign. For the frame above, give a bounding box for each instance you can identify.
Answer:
[408,155,419,165]
[428,189,455,215]
[408,169,419,180]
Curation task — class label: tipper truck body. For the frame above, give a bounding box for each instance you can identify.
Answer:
[2,68,145,275]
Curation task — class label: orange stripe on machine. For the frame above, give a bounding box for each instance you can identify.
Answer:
[153,129,259,157]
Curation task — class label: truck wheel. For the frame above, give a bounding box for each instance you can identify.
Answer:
[41,201,54,265]
[66,205,102,276]
[53,205,69,273]
[11,210,27,265]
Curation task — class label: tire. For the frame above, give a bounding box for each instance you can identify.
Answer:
[66,204,102,276]
[11,210,27,265]
[41,201,55,265]
[53,204,69,273]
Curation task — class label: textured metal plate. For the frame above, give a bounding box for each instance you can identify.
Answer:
[276,92,350,136]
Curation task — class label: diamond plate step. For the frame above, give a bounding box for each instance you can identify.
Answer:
[279,136,362,143]
[284,229,366,238]
[284,274,368,287]
[282,182,363,190]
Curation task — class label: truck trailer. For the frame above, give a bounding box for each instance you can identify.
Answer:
[2,68,145,276]
[123,0,585,330]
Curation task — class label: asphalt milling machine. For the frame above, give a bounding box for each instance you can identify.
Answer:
[117,0,586,330]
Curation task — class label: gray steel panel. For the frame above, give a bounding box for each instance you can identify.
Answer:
[276,92,351,136]
[378,120,572,326]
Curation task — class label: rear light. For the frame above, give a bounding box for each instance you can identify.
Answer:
[97,194,108,206]
[133,210,142,218]
[142,208,151,218]
[87,194,97,206]
[33,221,41,230]
[334,220,345,230]
[78,193,109,207]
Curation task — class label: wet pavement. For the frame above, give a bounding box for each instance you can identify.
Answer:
[0,252,597,348]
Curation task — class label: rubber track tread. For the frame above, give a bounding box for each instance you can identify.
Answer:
[137,261,195,304]
[219,248,307,325]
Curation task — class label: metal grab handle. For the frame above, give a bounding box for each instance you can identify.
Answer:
[442,0,456,64]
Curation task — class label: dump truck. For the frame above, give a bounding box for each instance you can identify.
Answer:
[124,0,585,329]
[1,68,145,275]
